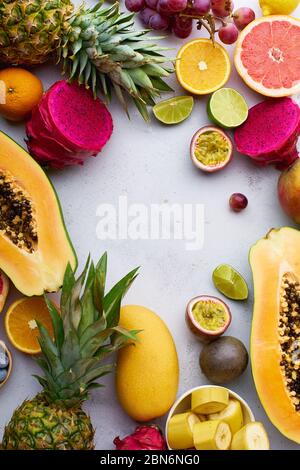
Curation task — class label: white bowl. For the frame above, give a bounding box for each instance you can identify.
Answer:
[165,385,255,450]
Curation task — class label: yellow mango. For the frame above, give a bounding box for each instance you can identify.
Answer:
[116,305,179,421]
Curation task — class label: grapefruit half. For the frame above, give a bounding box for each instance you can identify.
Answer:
[235,15,300,97]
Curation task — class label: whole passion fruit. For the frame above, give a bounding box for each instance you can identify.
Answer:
[190,126,233,173]
[186,296,231,343]
[200,336,248,384]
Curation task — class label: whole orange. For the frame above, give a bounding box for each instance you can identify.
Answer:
[0,68,43,122]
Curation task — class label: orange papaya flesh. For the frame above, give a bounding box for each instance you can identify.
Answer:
[250,227,300,443]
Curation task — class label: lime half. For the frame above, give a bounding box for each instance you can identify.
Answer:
[212,264,249,300]
[208,88,248,129]
[153,96,194,125]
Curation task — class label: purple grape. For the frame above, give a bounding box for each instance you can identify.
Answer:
[218,22,239,44]
[169,0,188,12]
[125,0,145,12]
[157,0,172,15]
[139,7,156,26]
[233,7,255,30]
[145,0,158,9]
[229,193,248,212]
[149,12,170,30]
[189,0,211,15]
[211,0,233,18]
[173,15,193,38]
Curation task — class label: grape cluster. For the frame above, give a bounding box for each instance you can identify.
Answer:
[125,0,255,42]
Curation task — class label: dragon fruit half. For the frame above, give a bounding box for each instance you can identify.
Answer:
[114,425,167,450]
[234,98,300,170]
[26,80,113,169]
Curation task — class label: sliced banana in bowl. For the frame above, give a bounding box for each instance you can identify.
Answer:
[165,385,270,450]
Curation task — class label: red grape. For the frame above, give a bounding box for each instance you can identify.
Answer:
[139,7,156,26]
[149,12,170,30]
[211,0,233,18]
[125,0,145,12]
[166,0,187,13]
[233,7,255,30]
[218,23,239,44]
[173,15,193,37]
[145,0,158,8]
[189,0,211,15]
[229,193,248,212]
[157,0,172,15]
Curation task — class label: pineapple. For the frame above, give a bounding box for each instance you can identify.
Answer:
[0,1,173,120]
[2,253,140,450]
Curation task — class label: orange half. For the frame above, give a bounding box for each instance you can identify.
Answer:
[5,296,55,354]
[235,15,300,97]
[176,39,231,95]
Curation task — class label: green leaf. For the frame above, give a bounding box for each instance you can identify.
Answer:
[79,259,96,329]
[44,295,64,353]
[105,295,121,331]
[55,358,99,388]
[138,88,156,106]
[35,356,50,373]
[93,252,107,316]
[103,267,139,328]
[127,68,153,89]
[80,363,114,384]
[61,263,76,328]
[141,63,170,77]
[80,329,113,358]
[79,316,107,348]
[70,256,90,331]
[133,97,150,122]
[78,289,97,337]
[87,383,103,390]
[112,82,129,117]
[112,326,141,342]
[61,330,81,370]
[151,77,173,92]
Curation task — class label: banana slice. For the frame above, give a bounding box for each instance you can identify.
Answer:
[208,399,243,434]
[191,387,229,414]
[168,412,201,449]
[193,420,232,450]
[231,422,270,450]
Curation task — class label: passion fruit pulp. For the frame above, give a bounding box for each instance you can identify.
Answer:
[186,295,232,342]
[190,126,233,173]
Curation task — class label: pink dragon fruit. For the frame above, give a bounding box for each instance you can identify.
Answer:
[234,98,300,170]
[114,425,167,450]
[26,80,113,169]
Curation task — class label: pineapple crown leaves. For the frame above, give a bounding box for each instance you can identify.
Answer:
[60,1,173,121]
[34,253,140,408]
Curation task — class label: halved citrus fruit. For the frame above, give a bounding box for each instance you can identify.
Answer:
[235,15,300,97]
[153,96,194,124]
[5,297,55,354]
[176,39,231,95]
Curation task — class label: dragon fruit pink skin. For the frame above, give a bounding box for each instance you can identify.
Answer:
[26,80,113,169]
[114,425,167,450]
[234,98,300,170]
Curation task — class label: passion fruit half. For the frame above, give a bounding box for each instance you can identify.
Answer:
[190,126,233,173]
[186,295,232,343]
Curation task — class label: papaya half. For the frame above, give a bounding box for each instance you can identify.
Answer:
[250,227,300,443]
[0,131,77,296]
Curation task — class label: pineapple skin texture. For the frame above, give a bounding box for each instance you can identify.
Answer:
[116,305,179,422]
[2,394,95,450]
[0,0,73,65]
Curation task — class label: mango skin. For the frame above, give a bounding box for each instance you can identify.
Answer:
[116,305,179,422]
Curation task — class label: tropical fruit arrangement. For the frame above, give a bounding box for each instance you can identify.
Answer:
[0,0,300,452]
